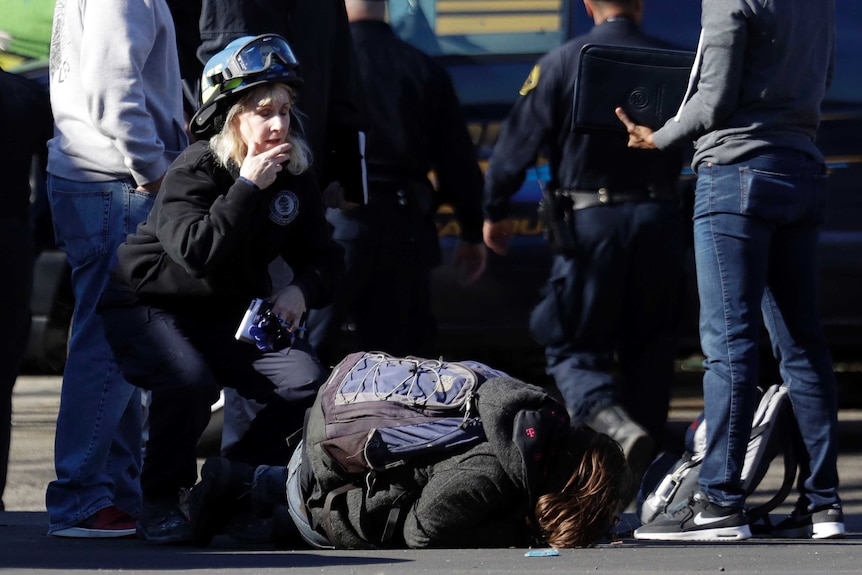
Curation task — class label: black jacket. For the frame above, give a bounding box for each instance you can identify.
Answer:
[345,20,484,244]
[484,18,685,221]
[0,70,52,224]
[304,376,573,549]
[110,141,344,318]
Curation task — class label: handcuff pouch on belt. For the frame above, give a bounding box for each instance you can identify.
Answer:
[367,181,435,217]
[538,187,577,254]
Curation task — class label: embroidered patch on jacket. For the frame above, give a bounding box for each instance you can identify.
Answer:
[519,65,540,96]
[270,190,299,225]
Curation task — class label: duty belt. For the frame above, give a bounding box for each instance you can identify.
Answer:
[366,180,434,215]
[556,186,676,211]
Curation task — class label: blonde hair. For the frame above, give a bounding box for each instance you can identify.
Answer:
[533,426,633,548]
[210,83,311,174]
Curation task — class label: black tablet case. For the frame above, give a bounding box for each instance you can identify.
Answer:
[572,44,695,134]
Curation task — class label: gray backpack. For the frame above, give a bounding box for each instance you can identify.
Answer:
[638,384,798,529]
[316,351,508,474]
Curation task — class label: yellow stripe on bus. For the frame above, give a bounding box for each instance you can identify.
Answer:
[436,0,561,13]
[436,14,561,35]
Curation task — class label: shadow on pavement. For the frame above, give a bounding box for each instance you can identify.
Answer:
[0,512,408,571]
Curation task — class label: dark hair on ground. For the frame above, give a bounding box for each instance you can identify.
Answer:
[533,426,633,548]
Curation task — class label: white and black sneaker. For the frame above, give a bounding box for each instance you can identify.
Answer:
[634,491,751,541]
[771,500,845,539]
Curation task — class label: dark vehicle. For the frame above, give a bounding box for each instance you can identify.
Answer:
[20,0,862,385]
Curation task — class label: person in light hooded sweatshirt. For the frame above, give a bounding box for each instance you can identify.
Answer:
[45,0,188,539]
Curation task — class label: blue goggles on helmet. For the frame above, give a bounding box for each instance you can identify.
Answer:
[221,34,298,81]
[193,34,301,138]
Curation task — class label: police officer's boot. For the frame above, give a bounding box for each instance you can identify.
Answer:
[223,465,291,544]
[586,404,654,507]
[188,456,254,546]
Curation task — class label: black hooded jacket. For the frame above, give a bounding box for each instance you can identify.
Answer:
[304,376,575,549]
[109,140,344,319]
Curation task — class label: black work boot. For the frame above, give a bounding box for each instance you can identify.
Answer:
[223,465,291,545]
[188,457,254,546]
[138,491,193,545]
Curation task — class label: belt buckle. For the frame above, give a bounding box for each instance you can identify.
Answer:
[598,187,610,204]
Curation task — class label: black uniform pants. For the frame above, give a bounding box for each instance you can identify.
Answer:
[102,303,326,501]
[530,200,686,441]
[0,220,34,509]
[308,201,438,364]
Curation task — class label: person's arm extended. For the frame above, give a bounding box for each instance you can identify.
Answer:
[652,2,749,149]
[430,64,487,283]
[484,50,562,222]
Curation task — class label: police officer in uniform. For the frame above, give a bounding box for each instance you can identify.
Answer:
[483,0,686,484]
[307,0,487,362]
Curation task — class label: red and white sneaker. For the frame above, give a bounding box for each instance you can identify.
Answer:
[51,505,137,538]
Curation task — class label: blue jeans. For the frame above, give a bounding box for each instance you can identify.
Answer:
[45,175,153,531]
[694,151,840,510]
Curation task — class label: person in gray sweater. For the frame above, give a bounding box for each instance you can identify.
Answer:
[617,0,843,541]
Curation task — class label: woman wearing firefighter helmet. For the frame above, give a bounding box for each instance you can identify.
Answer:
[99,34,344,544]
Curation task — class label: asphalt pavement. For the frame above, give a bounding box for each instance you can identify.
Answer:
[3,373,862,574]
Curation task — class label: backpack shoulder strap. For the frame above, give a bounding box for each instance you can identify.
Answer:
[320,477,414,548]
[748,447,798,524]
[322,482,362,547]
[744,384,800,524]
